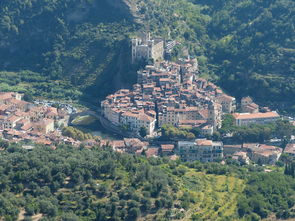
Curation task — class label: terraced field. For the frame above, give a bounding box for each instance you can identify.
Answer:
[176,169,245,220]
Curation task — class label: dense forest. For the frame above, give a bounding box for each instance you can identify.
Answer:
[0,0,294,111]
[201,0,295,113]
[0,143,295,220]
[0,0,139,102]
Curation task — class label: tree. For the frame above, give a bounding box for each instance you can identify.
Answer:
[128,207,140,220]
[139,126,148,137]
[220,114,235,135]
[0,139,9,149]
[60,212,80,221]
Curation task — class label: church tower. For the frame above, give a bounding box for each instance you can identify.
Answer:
[208,102,222,131]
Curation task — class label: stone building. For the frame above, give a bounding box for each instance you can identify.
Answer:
[241,96,259,113]
[208,102,222,131]
[131,33,164,63]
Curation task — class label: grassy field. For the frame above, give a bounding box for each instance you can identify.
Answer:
[172,168,245,220]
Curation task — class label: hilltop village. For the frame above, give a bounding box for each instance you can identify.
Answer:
[100,57,285,164]
[98,34,294,165]
[0,34,294,166]
[103,34,280,137]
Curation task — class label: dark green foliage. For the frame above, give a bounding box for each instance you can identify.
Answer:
[0,142,294,220]
[0,145,182,220]
[237,173,295,219]
[139,126,148,138]
[62,126,98,141]
[160,125,196,140]
[220,120,295,143]
[284,161,295,178]
[199,0,295,111]
[0,0,137,102]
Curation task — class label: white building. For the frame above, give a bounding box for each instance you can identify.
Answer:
[121,111,156,136]
[158,107,205,127]
[232,112,280,126]
[177,139,223,162]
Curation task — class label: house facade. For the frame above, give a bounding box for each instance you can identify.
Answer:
[232,112,280,126]
[177,139,223,162]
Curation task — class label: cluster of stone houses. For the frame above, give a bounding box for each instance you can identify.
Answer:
[105,137,222,163]
[223,143,283,165]
[105,137,286,165]
[101,58,238,137]
[0,92,71,145]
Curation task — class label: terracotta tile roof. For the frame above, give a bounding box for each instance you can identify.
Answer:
[242,96,253,102]
[284,143,295,154]
[217,94,235,102]
[233,112,280,120]
[223,144,242,149]
[161,144,174,151]
[259,144,278,151]
[110,140,125,148]
[169,155,179,160]
[124,138,143,147]
[146,148,159,158]
[6,115,21,123]
[196,139,213,146]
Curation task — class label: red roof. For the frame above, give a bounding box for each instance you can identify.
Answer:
[161,144,174,151]
[233,112,279,120]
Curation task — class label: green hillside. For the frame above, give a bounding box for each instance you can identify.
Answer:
[0,144,295,220]
[201,0,295,112]
[0,0,294,109]
[0,0,139,102]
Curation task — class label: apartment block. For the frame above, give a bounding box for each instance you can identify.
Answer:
[233,112,280,126]
[177,139,223,162]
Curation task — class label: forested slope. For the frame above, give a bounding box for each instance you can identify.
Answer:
[0,0,294,110]
[201,0,295,112]
[0,0,138,102]
[0,144,295,220]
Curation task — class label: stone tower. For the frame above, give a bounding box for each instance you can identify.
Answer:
[208,102,222,131]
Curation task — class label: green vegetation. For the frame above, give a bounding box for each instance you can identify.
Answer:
[0,0,139,103]
[0,0,293,110]
[71,115,98,126]
[237,173,295,219]
[200,0,295,112]
[160,124,196,140]
[219,116,295,144]
[0,143,294,220]
[62,126,99,141]
[139,126,148,138]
